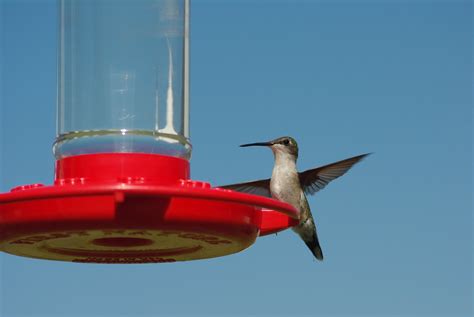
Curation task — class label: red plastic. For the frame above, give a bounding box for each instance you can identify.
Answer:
[0,153,298,263]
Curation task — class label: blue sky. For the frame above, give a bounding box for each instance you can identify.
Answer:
[0,0,472,316]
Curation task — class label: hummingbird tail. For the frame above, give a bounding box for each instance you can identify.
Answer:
[305,237,324,261]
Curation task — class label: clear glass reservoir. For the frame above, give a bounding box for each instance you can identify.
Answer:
[54,0,191,160]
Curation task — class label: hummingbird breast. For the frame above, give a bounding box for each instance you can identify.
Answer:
[269,162,302,213]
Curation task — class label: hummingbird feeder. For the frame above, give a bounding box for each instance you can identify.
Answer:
[0,0,298,263]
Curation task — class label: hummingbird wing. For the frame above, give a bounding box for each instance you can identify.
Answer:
[218,179,271,197]
[299,153,370,195]
[219,153,370,197]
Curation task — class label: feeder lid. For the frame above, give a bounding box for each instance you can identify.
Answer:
[0,153,298,263]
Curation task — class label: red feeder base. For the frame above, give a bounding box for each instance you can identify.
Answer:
[0,153,298,263]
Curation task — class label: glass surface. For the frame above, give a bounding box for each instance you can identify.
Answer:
[55,0,190,159]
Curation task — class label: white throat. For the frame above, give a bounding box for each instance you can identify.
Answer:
[271,145,297,171]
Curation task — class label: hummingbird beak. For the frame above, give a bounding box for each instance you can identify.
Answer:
[240,141,273,147]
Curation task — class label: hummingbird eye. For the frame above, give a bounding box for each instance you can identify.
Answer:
[282,139,290,146]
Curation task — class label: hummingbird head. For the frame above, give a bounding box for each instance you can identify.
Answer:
[240,136,299,160]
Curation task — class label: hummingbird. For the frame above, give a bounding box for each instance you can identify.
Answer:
[220,136,369,261]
